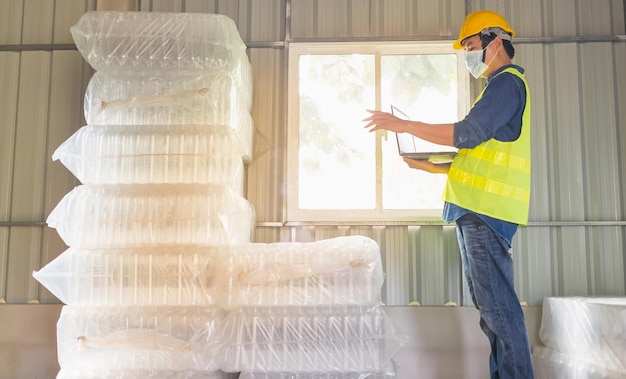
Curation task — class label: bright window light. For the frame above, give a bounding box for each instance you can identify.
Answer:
[287,42,469,223]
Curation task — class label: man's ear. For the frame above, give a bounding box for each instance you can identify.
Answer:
[493,35,503,48]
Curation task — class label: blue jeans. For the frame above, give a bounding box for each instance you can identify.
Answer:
[455,215,534,379]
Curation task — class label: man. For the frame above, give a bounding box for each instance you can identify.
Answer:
[363,10,534,379]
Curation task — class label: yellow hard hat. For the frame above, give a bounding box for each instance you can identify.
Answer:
[453,10,515,50]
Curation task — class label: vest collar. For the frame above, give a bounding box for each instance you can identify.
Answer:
[487,64,525,82]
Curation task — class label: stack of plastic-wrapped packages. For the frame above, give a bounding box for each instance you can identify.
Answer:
[533,297,626,378]
[34,10,406,379]
[36,11,255,379]
[216,236,405,378]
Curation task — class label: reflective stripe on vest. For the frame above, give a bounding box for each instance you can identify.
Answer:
[443,67,531,225]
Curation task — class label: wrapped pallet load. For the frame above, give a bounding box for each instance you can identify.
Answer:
[533,297,626,378]
[35,10,406,379]
[36,10,254,379]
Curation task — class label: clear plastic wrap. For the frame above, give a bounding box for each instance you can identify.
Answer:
[32,236,381,307]
[56,369,230,379]
[215,236,384,309]
[46,184,255,248]
[52,124,245,189]
[57,305,225,371]
[83,69,254,159]
[539,297,626,373]
[85,62,251,116]
[70,11,247,71]
[33,246,222,306]
[218,305,407,373]
[532,346,625,379]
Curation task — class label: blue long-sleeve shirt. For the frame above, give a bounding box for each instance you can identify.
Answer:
[442,64,527,245]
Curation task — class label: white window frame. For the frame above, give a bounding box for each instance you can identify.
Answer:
[286,41,470,224]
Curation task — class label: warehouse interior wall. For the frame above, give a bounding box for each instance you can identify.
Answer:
[1,0,624,308]
[0,0,624,376]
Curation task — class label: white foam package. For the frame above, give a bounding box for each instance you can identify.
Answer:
[32,236,383,307]
[56,305,225,371]
[539,297,626,373]
[215,235,384,309]
[53,124,245,189]
[532,346,626,379]
[46,183,255,248]
[56,369,230,379]
[70,11,247,71]
[33,246,221,306]
[218,305,407,372]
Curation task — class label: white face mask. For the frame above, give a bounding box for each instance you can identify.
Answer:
[464,41,498,79]
[465,49,489,79]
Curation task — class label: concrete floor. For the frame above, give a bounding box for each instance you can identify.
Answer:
[0,304,542,379]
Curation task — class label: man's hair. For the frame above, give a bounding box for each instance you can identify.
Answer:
[480,29,515,59]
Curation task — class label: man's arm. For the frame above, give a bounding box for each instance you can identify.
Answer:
[363,110,455,147]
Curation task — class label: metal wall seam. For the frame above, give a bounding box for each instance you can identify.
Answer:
[3,35,626,52]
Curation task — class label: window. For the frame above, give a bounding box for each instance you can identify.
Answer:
[287,42,470,223]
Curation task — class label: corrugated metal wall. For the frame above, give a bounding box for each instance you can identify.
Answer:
[1,0,624,306]
[0,0,95,304]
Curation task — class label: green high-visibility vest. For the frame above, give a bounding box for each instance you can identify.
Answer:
[443,67,531,225]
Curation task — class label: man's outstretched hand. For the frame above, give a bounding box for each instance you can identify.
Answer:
[362,110,408,133]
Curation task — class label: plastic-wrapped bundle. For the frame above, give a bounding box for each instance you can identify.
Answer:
[47,184,255,248]
[539,297,626,373]
[57,369,232,379]
[33,246,222,306]
[85,62,252,117]
[70,11,247,71]
[52,125,245,189]
[215,236,384,309]
[237,365,396,379]
[83,68,254,160]
[57,305,225,371]
[32,237,381,307]
[84,71,253,160]
[532,346,625,379]
[218,305,407,372]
